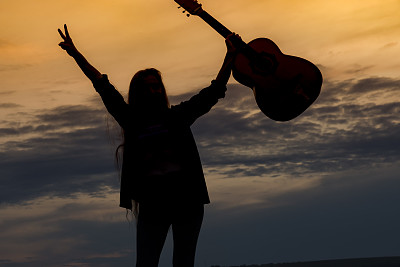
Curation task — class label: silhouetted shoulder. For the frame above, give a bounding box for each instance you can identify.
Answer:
[93,74,131,128]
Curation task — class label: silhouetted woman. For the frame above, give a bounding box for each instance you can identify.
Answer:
[58,24,239,267]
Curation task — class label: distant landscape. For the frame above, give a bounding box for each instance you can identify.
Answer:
[211,257,400,267]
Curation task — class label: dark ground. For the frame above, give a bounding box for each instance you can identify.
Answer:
[211,257,400,267]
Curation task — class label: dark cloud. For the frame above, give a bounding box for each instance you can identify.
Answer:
[349,76,400,95]
[1,76,399,206]
[0,104,120,204]
[35,104,108,129]
[188,77,400,179]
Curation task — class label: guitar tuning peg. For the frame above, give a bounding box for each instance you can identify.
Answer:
[182,10,186,13]
[178,6,181,9]
[186,14,190,17]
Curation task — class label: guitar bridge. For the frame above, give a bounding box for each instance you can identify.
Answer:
[292,74,310,101]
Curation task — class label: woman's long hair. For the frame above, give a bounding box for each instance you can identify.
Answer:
[116,68,170,217]
[117,68,170,159]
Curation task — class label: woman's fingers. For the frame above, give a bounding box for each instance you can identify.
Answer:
[58,24,71,41]
[64,24,70,39]
[58,28,66,40]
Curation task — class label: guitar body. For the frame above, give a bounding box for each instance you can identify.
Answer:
[232,38,323,121]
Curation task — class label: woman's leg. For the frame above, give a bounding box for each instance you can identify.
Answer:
[171,204,204,267]
[136,203,171,267]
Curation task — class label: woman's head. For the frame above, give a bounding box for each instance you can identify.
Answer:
[128,68,170,112]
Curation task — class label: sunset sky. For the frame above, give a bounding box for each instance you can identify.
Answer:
[1,0,400,266]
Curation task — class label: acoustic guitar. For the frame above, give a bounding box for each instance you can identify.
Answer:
[174,0,323,121]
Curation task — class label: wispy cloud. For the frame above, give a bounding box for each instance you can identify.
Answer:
[0,63,32,72]
[0,39,12,48]
[0,103,21,109]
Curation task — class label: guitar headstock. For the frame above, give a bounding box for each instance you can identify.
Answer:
[174,0,203,16]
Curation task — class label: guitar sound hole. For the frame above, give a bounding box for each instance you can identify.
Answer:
[250,51,278,75]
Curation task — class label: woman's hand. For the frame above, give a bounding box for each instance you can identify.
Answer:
[214,33,242,84]
[225,33,241,55]
[57,24,102,82]
[58,24,78,57]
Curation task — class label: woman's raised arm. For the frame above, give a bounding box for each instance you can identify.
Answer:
[58,24,103,83]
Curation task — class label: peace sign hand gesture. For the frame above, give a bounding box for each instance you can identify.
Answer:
[58,24,78,57]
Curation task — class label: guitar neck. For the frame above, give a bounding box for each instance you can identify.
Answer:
[197,9,249,52]
[189,5,275,72]
[197,10,232,38]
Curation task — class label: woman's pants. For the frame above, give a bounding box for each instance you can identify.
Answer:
[136,202,204,267]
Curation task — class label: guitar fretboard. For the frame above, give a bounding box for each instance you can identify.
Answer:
[198,10,232,38]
